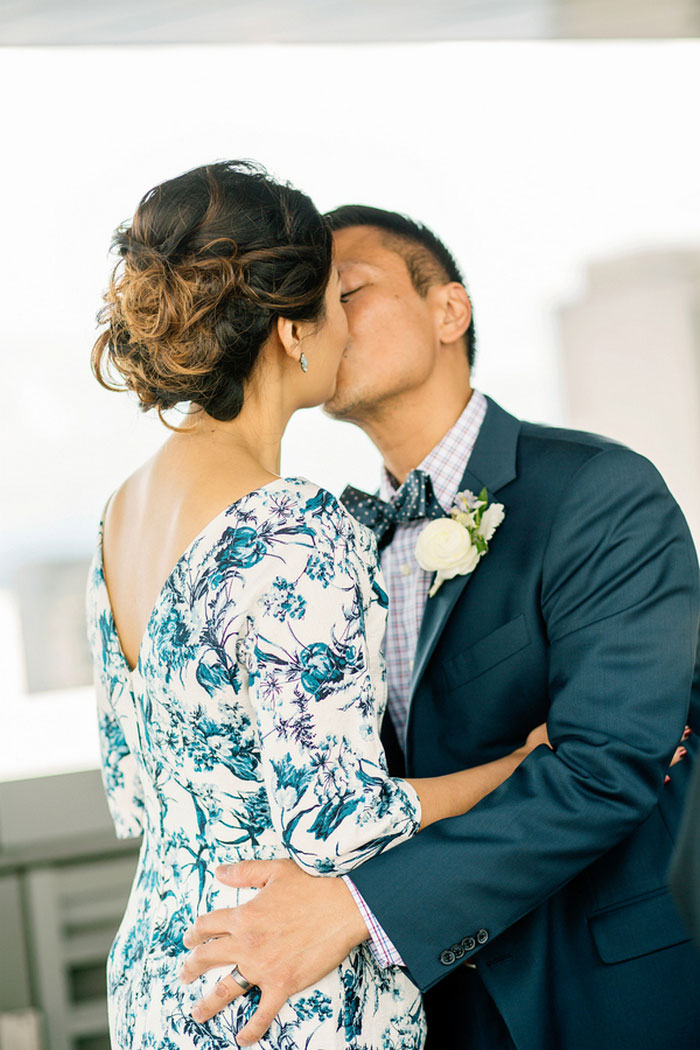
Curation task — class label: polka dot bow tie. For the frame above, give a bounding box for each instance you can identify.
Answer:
[341,469,445,550]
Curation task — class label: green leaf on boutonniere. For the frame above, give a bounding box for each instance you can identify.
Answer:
[474,534,488,554]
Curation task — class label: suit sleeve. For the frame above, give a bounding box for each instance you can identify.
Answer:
[350,446,700,989]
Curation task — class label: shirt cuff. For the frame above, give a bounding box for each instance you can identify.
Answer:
[341,876,405,968]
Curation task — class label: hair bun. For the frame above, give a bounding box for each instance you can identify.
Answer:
[92,160,332,424]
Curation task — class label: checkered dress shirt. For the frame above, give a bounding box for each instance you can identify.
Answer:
[343,389,488,966]
[381,389,488,744]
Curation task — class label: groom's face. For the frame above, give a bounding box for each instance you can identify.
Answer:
[324,225,442,422]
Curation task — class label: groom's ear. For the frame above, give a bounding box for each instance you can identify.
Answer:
[276,316,305,365]
[432,282,472,347]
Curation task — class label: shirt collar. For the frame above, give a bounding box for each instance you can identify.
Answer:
[380,389,488,511]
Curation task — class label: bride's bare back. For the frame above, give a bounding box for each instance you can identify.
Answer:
[102,434,277,671]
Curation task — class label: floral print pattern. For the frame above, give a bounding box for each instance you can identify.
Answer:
[86,477,425,1050]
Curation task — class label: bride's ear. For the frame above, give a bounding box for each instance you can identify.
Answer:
[276,316,305,367]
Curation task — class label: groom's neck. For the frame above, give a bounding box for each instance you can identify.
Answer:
[363,385,474,486]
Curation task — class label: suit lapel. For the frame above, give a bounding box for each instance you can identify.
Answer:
[406,398,521,723]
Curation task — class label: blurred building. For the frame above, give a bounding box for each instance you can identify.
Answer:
[558,249,700,547]
[555,0,700,37]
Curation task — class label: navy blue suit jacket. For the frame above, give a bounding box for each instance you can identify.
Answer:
[670,654,700,947]
[351,397,700,1050]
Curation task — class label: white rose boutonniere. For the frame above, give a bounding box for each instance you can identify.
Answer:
[415,487,505,597]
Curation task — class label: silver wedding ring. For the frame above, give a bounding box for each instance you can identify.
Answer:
[229,964,253,992]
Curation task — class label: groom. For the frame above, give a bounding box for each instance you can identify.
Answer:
[180,208,700,1048]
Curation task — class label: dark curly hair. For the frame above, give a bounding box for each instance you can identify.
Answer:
[92,160,333,425]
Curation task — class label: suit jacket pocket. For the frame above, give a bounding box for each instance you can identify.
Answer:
[442,614,531,690]
[588,887,690,964]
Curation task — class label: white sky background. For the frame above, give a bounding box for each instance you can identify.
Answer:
[1,40,699,778]
[2,40,700,565]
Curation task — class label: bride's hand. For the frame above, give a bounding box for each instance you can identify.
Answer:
[522,722,551,754]
[521,722,691,773]
[665,724,691,783]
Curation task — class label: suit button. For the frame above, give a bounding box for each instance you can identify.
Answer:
[439,949,456,966]
[452,944,465,960]
[461,936,476,951]
[476,928,489,945]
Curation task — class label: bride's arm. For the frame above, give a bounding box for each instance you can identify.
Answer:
[407,724,550,830]
[408,723,689,831]
[239,503,424,877]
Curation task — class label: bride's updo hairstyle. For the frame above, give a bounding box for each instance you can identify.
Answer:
[92,161,333,424]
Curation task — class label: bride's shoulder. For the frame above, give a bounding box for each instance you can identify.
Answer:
[282,476,370,527]
[252,476,378,561]
[193,477,379,608]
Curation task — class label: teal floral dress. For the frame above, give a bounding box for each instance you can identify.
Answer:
[86,477,426,1050]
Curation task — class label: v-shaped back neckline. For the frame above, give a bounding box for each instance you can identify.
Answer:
[98,476,296,679]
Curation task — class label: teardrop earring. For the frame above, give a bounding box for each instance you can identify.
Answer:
[299,351,308,373]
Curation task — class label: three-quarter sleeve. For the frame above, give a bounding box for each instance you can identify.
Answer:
[239,496,421,875]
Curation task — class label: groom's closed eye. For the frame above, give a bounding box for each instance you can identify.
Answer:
[340,286,364,303]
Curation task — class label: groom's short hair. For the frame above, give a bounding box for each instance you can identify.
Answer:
[324,204,476,366]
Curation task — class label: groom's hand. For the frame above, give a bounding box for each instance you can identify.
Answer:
[180,859,368,1045]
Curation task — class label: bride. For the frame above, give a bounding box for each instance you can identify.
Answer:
[86,160,546,1049]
